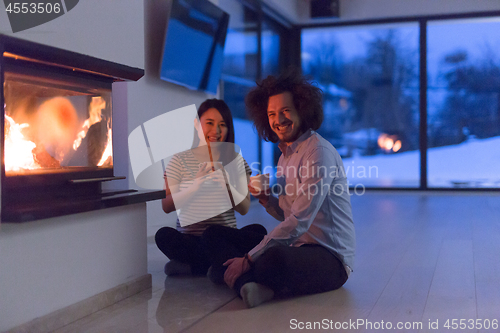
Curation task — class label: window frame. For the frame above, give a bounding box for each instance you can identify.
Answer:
[299,10,500,192]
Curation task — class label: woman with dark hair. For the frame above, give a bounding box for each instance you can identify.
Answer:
[155,99,266,276]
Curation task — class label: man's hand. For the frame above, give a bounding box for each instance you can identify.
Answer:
[248,184,271,206]
[223,256,252,288]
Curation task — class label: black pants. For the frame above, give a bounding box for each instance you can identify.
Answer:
[155,224,267,275]
[201,225,348,297]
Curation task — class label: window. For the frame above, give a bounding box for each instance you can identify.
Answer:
[302,23,420,187]
[427,17,500,188]
[219,1,260,174]
[301,12,500,190]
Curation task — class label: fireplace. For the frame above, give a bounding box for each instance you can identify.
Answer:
[1,35,163,222]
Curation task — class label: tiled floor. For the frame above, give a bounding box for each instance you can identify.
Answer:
[52,192,500,332]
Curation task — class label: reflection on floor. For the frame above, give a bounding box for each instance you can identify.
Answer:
[53,192,500,333]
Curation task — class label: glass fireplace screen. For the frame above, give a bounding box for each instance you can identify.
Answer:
[3,71,113,176]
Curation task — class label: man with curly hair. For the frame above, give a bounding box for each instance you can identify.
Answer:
[202,69,356,308]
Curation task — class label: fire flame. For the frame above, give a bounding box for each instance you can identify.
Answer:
[97,127,113,166]
[5,95,112,172]
[4,115,40,171]
[73,96,105,150]
[378,133,402,153]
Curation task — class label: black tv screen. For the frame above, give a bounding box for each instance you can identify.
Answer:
[160,0,229,95]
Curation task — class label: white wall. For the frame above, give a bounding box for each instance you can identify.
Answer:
[0,0,144,67]
[265,0,500,24]
[265,0,310,23]
[337,0,500,21]
[0,1,153,330]
[0,204,147,331]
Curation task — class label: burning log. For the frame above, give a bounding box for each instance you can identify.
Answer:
[67,120,108,167]
[32,145,61,168]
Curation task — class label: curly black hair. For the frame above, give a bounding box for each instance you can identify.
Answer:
[245,69,323,143]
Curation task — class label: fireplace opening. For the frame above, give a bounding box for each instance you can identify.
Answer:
[4,69,113,176]
[0,34,153,222]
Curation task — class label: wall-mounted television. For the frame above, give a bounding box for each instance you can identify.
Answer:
[160,0,229,95]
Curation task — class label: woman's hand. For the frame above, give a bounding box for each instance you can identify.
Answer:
[196,162,228,190]
[195,162,214,178]
[223,256,252,289]
[165,162,226,213]
[192,162,222,190]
